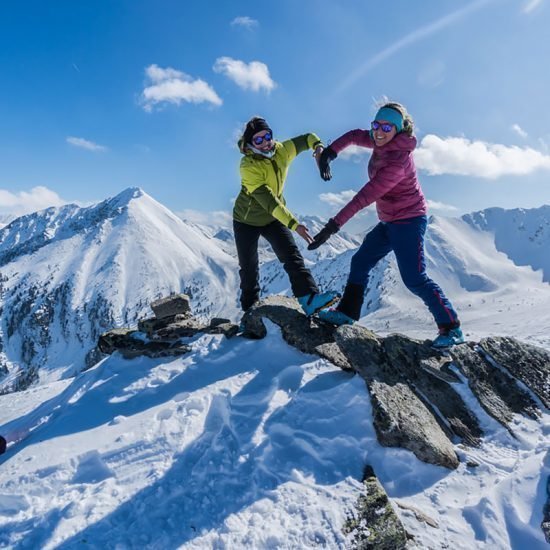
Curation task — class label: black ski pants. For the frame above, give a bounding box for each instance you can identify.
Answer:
[233,219,318,311]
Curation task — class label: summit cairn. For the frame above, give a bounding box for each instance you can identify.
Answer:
[98,294,239,359]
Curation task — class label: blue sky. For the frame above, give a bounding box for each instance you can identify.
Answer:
[1,0,549,228]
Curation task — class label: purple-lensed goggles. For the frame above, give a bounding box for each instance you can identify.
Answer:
[252,132,273,145]
[371,121,394,133]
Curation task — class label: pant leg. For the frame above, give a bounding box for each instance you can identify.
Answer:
[338,222,393,318]
[388,216,459,326]
[233,220,262,311]
[261,221,318,298]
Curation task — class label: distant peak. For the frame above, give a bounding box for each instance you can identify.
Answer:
[105,188,149,210]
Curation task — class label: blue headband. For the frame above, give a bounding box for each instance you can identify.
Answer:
[374,107,403,133]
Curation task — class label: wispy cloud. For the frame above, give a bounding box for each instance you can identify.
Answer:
[415,134,550,178]
[140,64,222,112]
[0,186,70,217]
[66,136,107,152]
[319,190,358,208]
[511,124,528,139]
[213,57,276,92]
[230,16,259,29]
[426,199,459,212]
[336,0,495,93]
[523,0,543,13]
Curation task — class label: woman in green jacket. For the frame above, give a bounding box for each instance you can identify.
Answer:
[233,116,338,315]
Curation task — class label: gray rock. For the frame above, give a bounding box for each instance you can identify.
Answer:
[138,314,191,336]
[242,296,353,370]
[479,336,550,409]
[343,465,409,549]
[450,342,539,427]
[382,335,482,446]
[335,325,459,469]
[152,318,205,340]
[98,328,192,359]
[151,294,191,319]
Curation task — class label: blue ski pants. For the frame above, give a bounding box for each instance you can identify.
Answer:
[347,216,458,327]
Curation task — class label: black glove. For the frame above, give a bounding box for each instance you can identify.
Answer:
[308,218,340,250]
[318,147,337,181]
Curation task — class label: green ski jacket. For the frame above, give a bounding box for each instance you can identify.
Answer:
[233,133,322,230]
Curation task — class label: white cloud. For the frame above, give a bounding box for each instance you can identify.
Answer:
[511,124,528,139]
[231,16,259,29]
[140,64,222,112]
[523,0,543,13]
[213,57,276,93]
[0,186,69,217]
[338,144,371,162]
[426,199,459,212]
[319,190,358,208]
[415,134,550,179]
[66,136,107,152]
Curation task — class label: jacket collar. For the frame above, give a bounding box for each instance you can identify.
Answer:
[375,133,417,153]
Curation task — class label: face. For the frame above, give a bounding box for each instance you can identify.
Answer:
[371,119,397,147]
[251,130,274,152]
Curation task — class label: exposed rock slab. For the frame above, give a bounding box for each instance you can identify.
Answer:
[98,329,192,359]
[343,465,408,549]
[242,296,352,371]
[479,336,550,409]
[335,325,459,469]
[450,343,540,427]
[150,294,191,319]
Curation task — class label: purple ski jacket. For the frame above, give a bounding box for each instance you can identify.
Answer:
[330,130,427,227]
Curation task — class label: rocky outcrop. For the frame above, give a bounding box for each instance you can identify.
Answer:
[240,296,548,471]
[100,295,549,473]
[343,465,409,549]
[99,294,239,359]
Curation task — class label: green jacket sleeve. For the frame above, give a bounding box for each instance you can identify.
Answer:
[250,185,300,230]
[281,133,323,161]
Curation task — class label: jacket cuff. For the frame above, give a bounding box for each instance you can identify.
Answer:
[288,219,299,231]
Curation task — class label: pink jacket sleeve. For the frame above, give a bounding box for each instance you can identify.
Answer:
[330,129,374,155]
[333,161,406,227]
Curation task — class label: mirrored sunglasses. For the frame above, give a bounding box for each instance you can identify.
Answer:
[252,132,273,145]
[371,121,394,133]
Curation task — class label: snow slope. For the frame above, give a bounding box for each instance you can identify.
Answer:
[0,188,239,388]
[0,324,548,549]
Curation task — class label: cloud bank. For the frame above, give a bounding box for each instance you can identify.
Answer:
[415,134,550,179]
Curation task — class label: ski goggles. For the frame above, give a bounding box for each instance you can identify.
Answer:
[371,121,395,133]
[252,132,273,145]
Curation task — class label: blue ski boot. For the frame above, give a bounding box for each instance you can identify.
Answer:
[432,327,465,349]
[317,307,355,326]
[297,291,340,317]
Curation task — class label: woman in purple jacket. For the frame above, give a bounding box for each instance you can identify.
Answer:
[309,102,464,348]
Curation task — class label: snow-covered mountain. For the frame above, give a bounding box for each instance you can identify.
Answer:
[2,190,550,394]
[0,188,239,391]
[463,205,550,283]
[1,195,549,548]
[273,211,550,348]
